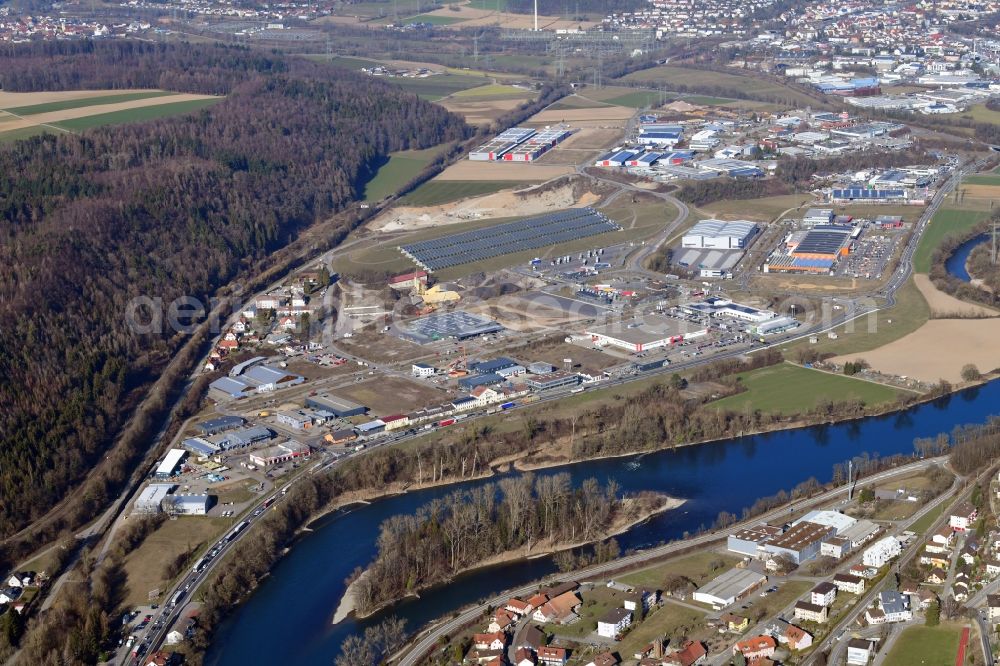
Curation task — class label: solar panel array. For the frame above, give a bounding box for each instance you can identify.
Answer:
[793,227,852,256]
[401,208,621,271]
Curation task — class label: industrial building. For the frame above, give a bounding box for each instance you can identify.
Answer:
[682,220,758,250]
[793,510,856,534]
[595,150,639,167]
[164,495,214,516]
[211,425,273,450]
[585,314,708,353]
[524,372,581,391]
[727,524,784,557]
[681,297,776,324]
[155,449,187,480]
[752,316,800,336]
[673,246,745,279]
[400,310,505,343]
[133,484,175,515]
[692,568,767,607]
[305,393,368,418]
[183,437,220,458]
[761,521,835,564]
[831,188,908,203]
[196,416,245,436]
[469,127,537,161]
[802,208,834,226]
[249,441,311,467]
[500,128,572,162]
[209,365,305,400]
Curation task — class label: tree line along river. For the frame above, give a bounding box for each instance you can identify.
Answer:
[206,379,1000,665]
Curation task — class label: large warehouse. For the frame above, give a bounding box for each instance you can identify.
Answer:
[761,521,836,564]
[469,127,536,161]
[693,568,767,607]
[305,393,368,418]
[133,484,175,515]
[585,314,708,353]
[682,219,758,250]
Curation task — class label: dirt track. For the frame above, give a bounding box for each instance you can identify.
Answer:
[439,98,528,125]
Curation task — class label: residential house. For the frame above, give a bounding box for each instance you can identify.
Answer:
[489,609,515,633]
[585,653,619,666]
[663,640,708,666]
[473,632,507,651]
[810,582,837,607]
[538,647,568,666]
[862,536,901,568]
[624,588,659,614]
[873,590,912,623]
[721,612,750,632]
[919,548,950,569]
[931,526,955,549]
[847,638,875,665]
[518,626,545,651]
[527,593,549,611]
[165,630,185,646]
[960,541,979,566]
[597,607,632,639]
[926,568,947,585]
[144,652,172,666]
[986,560,1000,577]
[783,623,813,650]
[954,569,970,602]
[515,648,536,666]
[466,649,504,665]
[794,600,828,624]
[833,573,866,595]
[0,587,21,605]
[5,573,32,588]
[950,502,978,531]
[733,636,776,661]
[988,594,1000,622]
[850,564,878,579]
[917,589,938,610]
[532,591,581,624]
[506,598,532,616]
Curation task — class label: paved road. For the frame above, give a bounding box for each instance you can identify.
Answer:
[397,457,949,666]
[812,466,991,666]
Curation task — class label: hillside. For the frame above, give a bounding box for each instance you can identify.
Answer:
[0,41,469,552]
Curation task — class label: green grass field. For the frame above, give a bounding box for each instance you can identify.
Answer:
[546,95,614,110]
[621,66,818,106]
[602,90,666,109]
[363,146,443,202]
[451,82,531,99]
[0,125,57,143]
[399,179,534,206]
[909,502,948,534]
[883,625,963,666]
[51,98,221,131]
[913,208,988,273]
[711,362,902,415]
[389,74,492,101]
[403,12,464,23]
[1,91,175,116]
[964,174,1000,186]
[311,55,384,70]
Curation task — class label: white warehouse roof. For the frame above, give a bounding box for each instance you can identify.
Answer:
[794,509,857,535]
[155,448,187,477]
[686,219,757,240]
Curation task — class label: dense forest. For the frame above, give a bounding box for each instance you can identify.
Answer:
[0,41,469,541]
[349,473,658,615]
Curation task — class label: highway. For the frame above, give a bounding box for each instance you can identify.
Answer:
[397,457,949,666]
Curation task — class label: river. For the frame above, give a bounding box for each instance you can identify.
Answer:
[946,233,988,282]
[206,380,1000,665]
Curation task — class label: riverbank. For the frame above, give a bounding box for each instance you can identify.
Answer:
[334,493,685,623]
